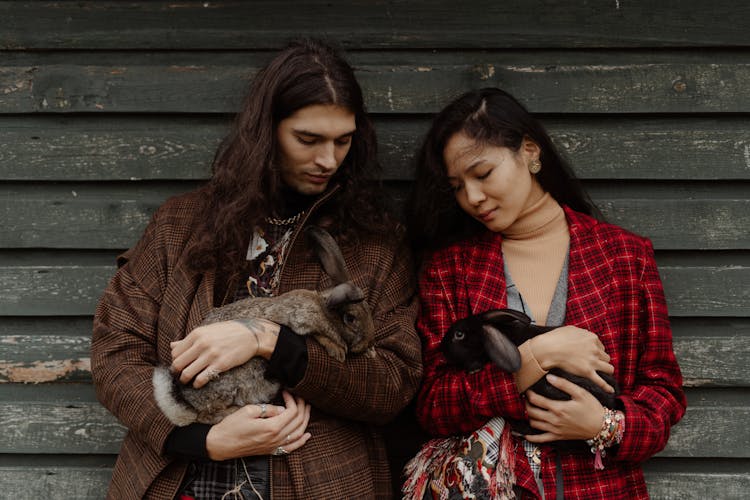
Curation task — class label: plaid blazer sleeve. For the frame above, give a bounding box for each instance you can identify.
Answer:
[291,234,423,425]
[91,207,176,454]
[414,246,526,437]
[613,237,687,463]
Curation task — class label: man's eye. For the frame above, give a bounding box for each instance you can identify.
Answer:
[335,137,352,146]
[296,136,316,145]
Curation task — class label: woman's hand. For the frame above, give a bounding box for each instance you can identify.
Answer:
[523,374,605,443]
[171,318,280,388]
[530,325,615,393]
[206,391,312,461]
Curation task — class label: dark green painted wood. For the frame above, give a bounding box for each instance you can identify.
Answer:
[2,396,745,455]
[0,262,747,317]
[645,471,750,499]
[3,331,746,385]
[3,185,749,249]
[3,116,750,181]
[1,1,748,50]
[1,466,747,499]
[3,52,750,113]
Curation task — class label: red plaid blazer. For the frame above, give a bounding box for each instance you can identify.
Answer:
[415,207,686,499]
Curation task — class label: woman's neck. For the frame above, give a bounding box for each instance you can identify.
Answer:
[502,192,565,241]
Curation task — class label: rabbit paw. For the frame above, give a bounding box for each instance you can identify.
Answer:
[316,336,348,362]
[364,346,377,358]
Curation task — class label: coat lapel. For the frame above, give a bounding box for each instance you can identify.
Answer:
[463,231,508,317]
[564,208,613,335]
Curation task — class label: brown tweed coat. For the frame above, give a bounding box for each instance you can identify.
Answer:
[91,189,422,499]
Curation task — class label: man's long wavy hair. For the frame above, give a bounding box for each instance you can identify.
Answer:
[407,87,600,255]
[188,39,389,276]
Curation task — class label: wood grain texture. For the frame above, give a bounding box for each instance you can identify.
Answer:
[1,1,748,49]
[3,330,747,385]
[3,116,750,181]
[2,184,749,249]
[1,396,745,456]
[2,52,750,113]
[0,466,747,499]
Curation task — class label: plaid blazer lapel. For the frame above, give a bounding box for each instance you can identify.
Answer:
[564,208,614,338]
[464,231,508,317]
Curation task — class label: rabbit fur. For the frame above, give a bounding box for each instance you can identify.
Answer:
[441,308,619,438]
[153,226,375,426]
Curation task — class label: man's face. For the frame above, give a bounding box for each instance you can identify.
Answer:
[276,104,357,195]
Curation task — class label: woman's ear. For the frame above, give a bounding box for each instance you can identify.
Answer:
[520,136,541,162]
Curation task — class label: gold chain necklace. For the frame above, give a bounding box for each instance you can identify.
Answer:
[264,210,305,226]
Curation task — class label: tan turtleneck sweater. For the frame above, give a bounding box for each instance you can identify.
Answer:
[502,192,570,392]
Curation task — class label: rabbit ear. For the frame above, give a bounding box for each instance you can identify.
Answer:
[481,325,522,372]
[325,282,365,309]
[305,226,352,284]
[479,308,532,327]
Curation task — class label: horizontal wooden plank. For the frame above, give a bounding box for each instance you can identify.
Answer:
[2,185,748,249]
[0,259,746,317]
[644,470,750,500]
[0,466,747,499]
[2,52,750,113]
[0,467,111,499]
[4,330,747,385]
[1,1,747,49]
[1,396,745,456]
[3,116,750,181]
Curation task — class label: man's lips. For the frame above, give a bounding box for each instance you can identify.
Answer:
[305,173,331,184]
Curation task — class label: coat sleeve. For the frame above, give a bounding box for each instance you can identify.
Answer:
[613,238,687,463]
[414,250,527,437]
[289,234,423,426]
[90,208,177,455]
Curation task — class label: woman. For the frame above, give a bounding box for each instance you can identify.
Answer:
[406,88,685,499]
[91,39,422,499]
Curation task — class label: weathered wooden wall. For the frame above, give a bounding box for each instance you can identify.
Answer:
[1,1,748,498]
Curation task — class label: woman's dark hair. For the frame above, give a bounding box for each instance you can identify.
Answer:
[407,87,599,254]
[188,38,389,275]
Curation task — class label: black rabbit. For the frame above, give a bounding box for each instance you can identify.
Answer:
[441,308,618,437]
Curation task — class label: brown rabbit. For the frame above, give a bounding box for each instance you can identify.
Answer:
[153,226,375,425]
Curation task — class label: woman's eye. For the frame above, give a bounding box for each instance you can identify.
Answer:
[477,169,492,180]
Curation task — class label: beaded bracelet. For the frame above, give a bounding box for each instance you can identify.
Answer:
[585,408,625,470]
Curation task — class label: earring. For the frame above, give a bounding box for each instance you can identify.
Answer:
[528,159,542,174]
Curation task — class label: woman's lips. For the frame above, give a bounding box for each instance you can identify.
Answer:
[478,209,496,222]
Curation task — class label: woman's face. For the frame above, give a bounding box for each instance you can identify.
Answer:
[444,131,544,232]
[276,104,356,195]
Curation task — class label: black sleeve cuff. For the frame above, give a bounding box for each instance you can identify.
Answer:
[265,324,308,387]
[163,423,211,460]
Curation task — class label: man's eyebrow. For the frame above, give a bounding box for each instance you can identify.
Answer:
[292,128,356,138]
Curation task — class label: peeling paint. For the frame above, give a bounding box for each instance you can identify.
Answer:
[744,145,750,170]
[416,67,432,72]
[0,358,90,383]
[387,85,394,110]
[168,65,206,72]
[475,64,495,80]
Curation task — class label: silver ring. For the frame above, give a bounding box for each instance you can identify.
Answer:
[259,403,267,418]
[285,434,291,444]
[204,367,221,381]
[272,446,288,456]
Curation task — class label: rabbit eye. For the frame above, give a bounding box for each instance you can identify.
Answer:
[453,330,465,340]
[343,313,356,325]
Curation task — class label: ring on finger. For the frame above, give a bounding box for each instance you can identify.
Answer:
[285,433,291,444]
[204,367,221,381]
[272,446,288,456]
[259,403,267,418]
